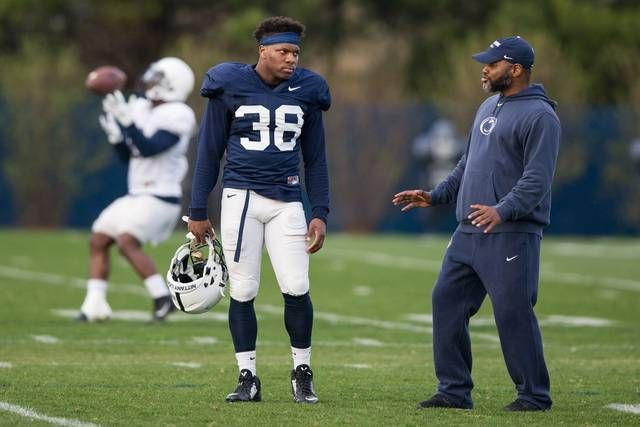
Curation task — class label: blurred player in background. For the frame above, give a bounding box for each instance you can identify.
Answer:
[393,37,560,411]
[188,16,331,404]
[78,57,196,322]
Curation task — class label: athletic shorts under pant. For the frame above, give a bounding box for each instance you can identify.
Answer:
[432,230,551,409]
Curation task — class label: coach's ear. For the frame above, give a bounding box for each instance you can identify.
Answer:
[511,63,525,78]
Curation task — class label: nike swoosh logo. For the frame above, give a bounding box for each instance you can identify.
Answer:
[506,255,519,262]
[226,194,237,198]
[288,86,301,91]
[503,54,514,60]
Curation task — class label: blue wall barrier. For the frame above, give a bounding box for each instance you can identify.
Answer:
[1,103,638,235]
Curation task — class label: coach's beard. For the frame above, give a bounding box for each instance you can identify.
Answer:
[482,72,512,93]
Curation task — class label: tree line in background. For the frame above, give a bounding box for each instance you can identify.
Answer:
[1,0,639,230]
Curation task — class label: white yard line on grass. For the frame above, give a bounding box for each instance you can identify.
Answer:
[0,362,12,368]
[547,242,640,259]
[258,304,429,333]
[313,340,429,348]
[31,335,59,344]
[321,248,442,272]
[0,265,146,296]
[542,315,615,327]
[0,401,99,427]
[352,285,372,296]
[52,304,501,343]
[259,304,500,343]
[404,313,615,327]
[406,313,494,326]
[541,270,640,292]
[52,309,228,323]
[606,403,640,414]
[344,364,371,369]
[191,336,219,345]
[171,362,201,369]
[353,338,384,347]
[321,249,640,292]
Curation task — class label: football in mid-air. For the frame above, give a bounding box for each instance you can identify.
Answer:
[85,66,127,95]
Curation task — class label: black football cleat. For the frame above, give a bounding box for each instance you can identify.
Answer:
[226,369,261,402]
[416,394,469,410]
[291,364,319,404]
[503,399,547,412]
[152,295,176,321]
[75,312,89,322]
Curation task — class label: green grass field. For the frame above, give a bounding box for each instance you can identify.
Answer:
[0,229,639,426]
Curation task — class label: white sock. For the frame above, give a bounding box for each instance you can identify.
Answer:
[87,278,107,296]
[292,346,311,369]
[235,350,256,375]
[81,279,111,320]
[144,274,169,299]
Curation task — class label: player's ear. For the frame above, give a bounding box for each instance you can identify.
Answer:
[258,45,267,58]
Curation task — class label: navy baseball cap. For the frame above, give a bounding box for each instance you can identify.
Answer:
[472,36,535,69]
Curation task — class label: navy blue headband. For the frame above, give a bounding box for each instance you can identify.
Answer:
[259,32,301,46]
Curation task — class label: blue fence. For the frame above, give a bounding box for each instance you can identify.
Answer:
[1,102,638,235]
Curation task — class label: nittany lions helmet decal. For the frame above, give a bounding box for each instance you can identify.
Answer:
[143,57,195,102]
[166,234,228,314]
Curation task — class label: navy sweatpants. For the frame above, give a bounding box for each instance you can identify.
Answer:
[432,230,551,409]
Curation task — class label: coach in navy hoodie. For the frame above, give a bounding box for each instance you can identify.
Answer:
[393,36,560,412]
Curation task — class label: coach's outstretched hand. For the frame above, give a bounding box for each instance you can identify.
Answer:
[188,218,216,244]
[306,218,326,254]
[392,189,432,211]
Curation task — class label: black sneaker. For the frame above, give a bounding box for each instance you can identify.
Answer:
[291,364,318,404]
[417,394,468,409]
[152,295,176,321]
[226,369,261,402]
[503,399,547,412]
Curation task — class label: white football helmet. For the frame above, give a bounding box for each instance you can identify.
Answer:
[166,235,228,314]
[142,57,195,102]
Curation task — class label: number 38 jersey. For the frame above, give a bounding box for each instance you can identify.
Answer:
[189,62,331,223]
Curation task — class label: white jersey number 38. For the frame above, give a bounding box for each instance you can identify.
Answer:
[235,105,304,152]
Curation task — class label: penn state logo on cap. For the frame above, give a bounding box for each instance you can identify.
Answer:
[480,116,497,135]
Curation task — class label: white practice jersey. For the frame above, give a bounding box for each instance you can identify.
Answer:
[126,98,196,197]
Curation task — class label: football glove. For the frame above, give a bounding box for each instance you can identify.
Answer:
[102,90,135,127]
[98,113,123,144]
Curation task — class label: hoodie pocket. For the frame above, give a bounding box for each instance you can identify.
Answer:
[456,170,499,221]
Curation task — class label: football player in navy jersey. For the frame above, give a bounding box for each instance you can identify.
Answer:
[188,16,330,404]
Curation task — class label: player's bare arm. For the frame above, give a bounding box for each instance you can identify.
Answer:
[188,218,216,243]
[468,204,502,233]
[306,218,326,254]
[392,189,432,211]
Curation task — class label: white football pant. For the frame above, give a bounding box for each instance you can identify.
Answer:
[220,188,309,302]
